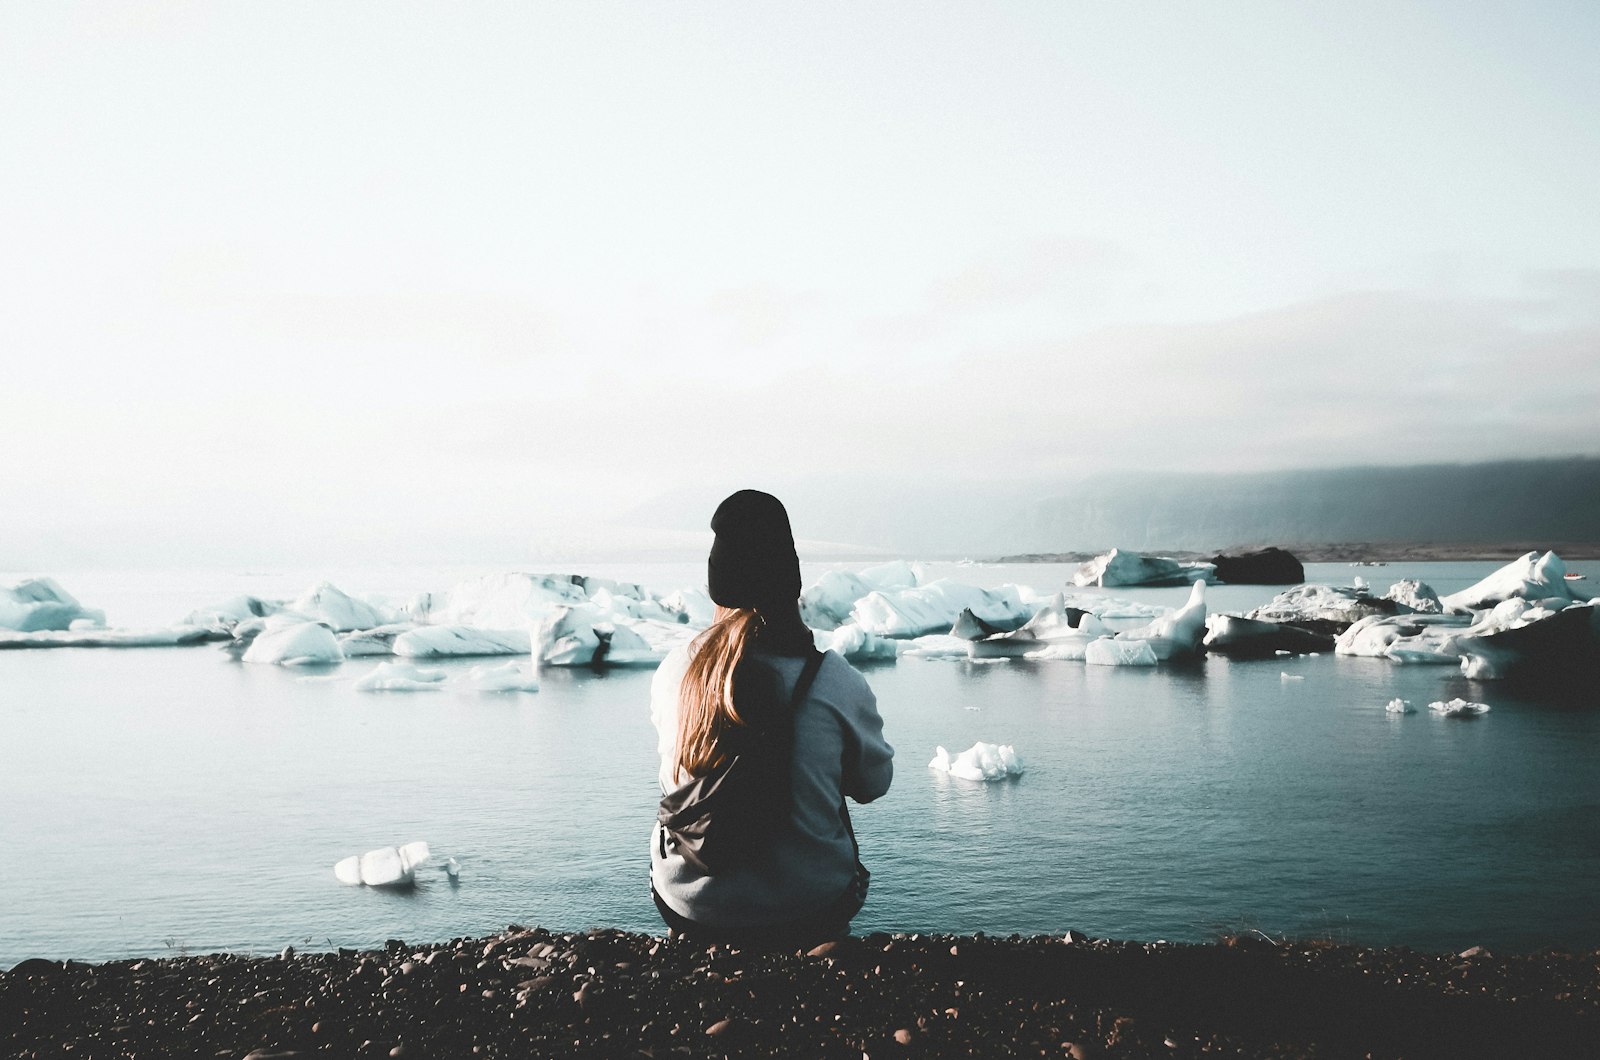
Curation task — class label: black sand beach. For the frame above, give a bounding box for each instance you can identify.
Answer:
[5,928,1596,1058]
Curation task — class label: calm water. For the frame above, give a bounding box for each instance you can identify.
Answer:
[2,560,1597,965]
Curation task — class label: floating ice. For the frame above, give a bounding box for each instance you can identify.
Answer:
[820,623,900,662]
[1280,672,1305,681]
[334,840,431,887]
[289,582,397,633]
[1385,580,1442,614]
[928,742,1024,781]
[899,634,974,659]
[1248,583,1405,635]
[1084,638,1158,666]
[851,580,1029,639]
[408,572,590,628]
[1429,698,1490,717]
[241,621,344,665]
[969,595,1107,660]
[1071,549,1212,588]
[443,857,461,879]
[537,605,663,667]
[462,660,540,692]
[393,626,530,658]
[1441,551,1591,614]
[661,588,715,628]
[1112,580,1207,660]
[182,595,281,634]
[1385,698,1415,714]
[0,626,211,649]
[1335,613,1472,660]
[339,624,415,657]
[801,570,877,631]
[0,577,106,632]
[354,662,447,691]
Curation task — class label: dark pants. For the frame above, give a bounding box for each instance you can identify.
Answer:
[651,866,868,952]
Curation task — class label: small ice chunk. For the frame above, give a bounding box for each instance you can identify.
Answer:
[1384,698,1414,714]
[1280,672,1305,681]
[1084,638,1159,666]
[462,660,540,692]
[1429,698,1491,717]
[443,857,461,879]
[928,742,1025,781]
[333,855,362,885]
[354,662,447,691]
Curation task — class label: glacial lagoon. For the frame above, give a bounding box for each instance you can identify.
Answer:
[2,560,1597,967]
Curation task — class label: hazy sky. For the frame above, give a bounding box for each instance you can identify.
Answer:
[4,2,1598,565]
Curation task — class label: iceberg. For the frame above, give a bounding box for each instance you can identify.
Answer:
[0,577,106,632]
[851,579,1029,639]
[354,662,448,691]
[1084,638,1158,666]
[0,626,212,649]
[1202,615,1335,658]
[1071,549,1212,588]
[338,623,415,657]
[1335,613,1472,660]
[1384,580,1442,614]
[1247,583,1409,636]
[408,572,590,628]
[1453,600,1600,681]
[660,588,715,628]
[393,626,530,658]
[536,605,662,667]
[899,634,975,659]
[1111,580,1207,660]
[928,741,1024,781]
[1385,698,1415,714]
[820,623,901,662]
[1441,551,1591,614]
[1429,698,1490,718]
[800,570,876,631]
[241,621,344,665]
[289,582,397,632]
[334,840,431,887]
[181,595,281,634]
[462,660,541,692]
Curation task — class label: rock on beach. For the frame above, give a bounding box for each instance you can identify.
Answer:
[3,928,1597,1058]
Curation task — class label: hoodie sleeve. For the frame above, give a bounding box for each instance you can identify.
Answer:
[838,670,894,804]
[650,644,693,793]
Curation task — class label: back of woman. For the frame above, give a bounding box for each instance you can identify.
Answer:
[649,490,893,948]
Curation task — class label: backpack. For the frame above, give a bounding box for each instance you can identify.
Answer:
[656,648,826,874]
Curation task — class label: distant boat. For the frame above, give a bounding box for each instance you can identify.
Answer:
[1566,572,1586,581]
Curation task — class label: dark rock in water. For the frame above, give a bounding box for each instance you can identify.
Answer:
[1203,616,1336,658]
[1211,548,1305,585]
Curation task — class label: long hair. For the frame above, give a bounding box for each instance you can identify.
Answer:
[675,605,763,778]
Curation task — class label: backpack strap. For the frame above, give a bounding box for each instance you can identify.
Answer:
[788,648,826,713]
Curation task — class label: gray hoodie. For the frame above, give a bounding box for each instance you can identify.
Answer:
[650,645,894,928]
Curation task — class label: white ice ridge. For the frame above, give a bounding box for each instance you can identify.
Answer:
[394,626,531,658]
[1109,580,1207,661]
[290,582,398,632]
[1429,698,1491,717]
[817,623,900,662]
[928,742,1025,781]
[463,661,540,692]
[0,576,106,632]
[334,841,431,887]
[0,626,212,649]
[1441,551,1591,614]
[1385,698,1415,714]
[800,562,923,630]
[354,662,447,691]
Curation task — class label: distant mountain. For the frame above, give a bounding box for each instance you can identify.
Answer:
[1010,458,1600,553]
[624,458,1600,557]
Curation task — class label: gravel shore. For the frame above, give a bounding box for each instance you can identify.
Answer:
[5,928,1597,1058]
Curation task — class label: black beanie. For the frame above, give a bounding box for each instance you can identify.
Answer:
[707,490,802,611]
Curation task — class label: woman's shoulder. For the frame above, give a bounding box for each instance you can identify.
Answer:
[815,649,874,701]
